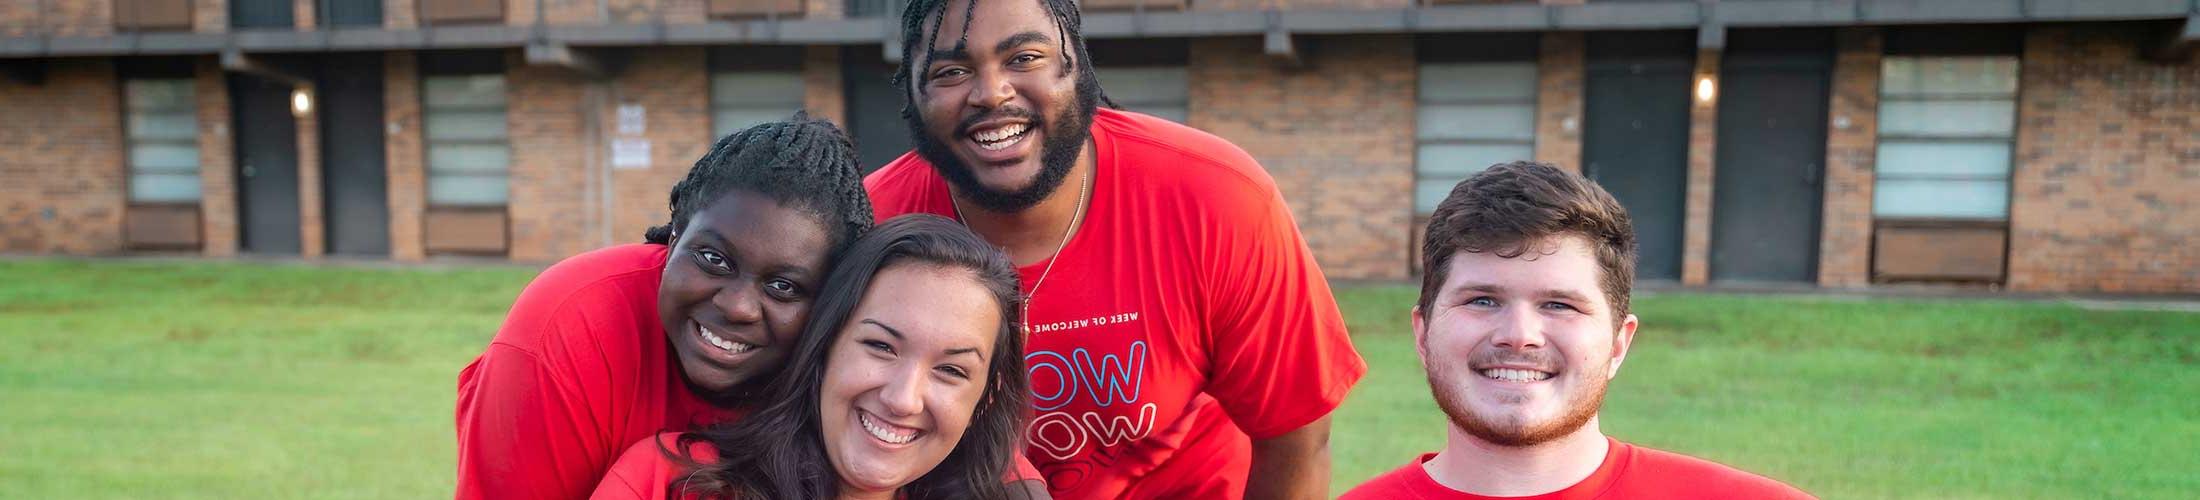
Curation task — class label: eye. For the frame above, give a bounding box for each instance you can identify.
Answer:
[1009,53,1041,66]
[1542,302,1581,312]
[763,278,802,300]
[1465,296,1498,308]
[936,364,971,380]
[931,66,969,81]
[694,248,732,273]
[862,339,894,355]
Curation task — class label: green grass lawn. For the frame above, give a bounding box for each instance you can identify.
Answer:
[2,259,2195,499]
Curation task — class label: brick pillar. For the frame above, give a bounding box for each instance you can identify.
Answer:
[804,45,846,128]
[195,0,229,32]
[1680,49,1720,286]
[386,0,417,29]
[47,0,114,36]
[297,83,326,258]
[196,57,240,257]
[0,59,125,254]
[385,52,426,261]
[1187,36,1417,281]
[1817,28,1880,288]
[1534,32,1585,173]
[506,55,597,262]
[805,0,844,19]
[610,47,710,245]
[294,0,316,29]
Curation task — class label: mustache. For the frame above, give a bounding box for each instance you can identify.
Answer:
[1465,347,1563,373]
[954,105,1044,137]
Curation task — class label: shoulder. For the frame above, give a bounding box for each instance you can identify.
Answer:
[1098,108,1278,204]
[1339,455,1447,500]
[1620,442,1814,499]
[494,244,669,351]
[599,433,720,500]
[863,151,946,217]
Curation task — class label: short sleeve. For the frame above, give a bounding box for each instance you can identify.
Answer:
[1198,183,1367,440]
[455,321,638,500]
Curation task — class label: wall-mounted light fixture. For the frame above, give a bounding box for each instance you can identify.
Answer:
[1694,76,1717,104]
[291,89,314,117]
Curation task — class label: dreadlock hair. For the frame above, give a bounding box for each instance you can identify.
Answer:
[891,0,1117,113]
[642,113,873,259]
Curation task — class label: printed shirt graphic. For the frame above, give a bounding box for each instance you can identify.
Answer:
[867,108,1368,499]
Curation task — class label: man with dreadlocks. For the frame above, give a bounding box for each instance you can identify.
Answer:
[454,116,1057,500]
[863,0,1366,498]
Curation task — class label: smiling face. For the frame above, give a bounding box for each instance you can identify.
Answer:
[819,263,1001,497]
[658,190,833,403]
[1414,234,1638,448]
[904,0,1097,213]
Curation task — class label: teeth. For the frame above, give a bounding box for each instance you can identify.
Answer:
[1480,368,1553,382]
[860,411,919,445]
[698,326,756,354]
[972,123,1028,148]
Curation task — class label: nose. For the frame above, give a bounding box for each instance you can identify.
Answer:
[712,281,764,325]
[1487,304,1547,350]
[964,68,1014,110]
[879,366,928,418]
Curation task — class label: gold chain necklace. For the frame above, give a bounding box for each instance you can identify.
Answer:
[952,169,1092,337]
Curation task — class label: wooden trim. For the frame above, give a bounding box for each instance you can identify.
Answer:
[114,0,196,31]
[125,203,204,250]
[708,0,804,19]
[424,205,508,255]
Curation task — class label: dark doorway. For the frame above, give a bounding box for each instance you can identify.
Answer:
[232,74,302,254]
[1710,30,1833,283]
[324,0,383,27]
[1581,31,1694,282]
[320,54,389,256]
[230,0,294,28]
[843,47,912,173]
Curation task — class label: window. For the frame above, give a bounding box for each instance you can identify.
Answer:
[1415,62,1538,215]
[1873,56,2018,220]
[1098,66,1188,123]
[422,74,509,206]
[711,71,807,140]
[125,78,201,203]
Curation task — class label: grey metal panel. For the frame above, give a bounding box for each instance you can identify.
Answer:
[1413,4,1553,31]
[1084,10,1266,38]
[1282,9,1410,34]
[1554,2,1701,29]
[133,33,228,54]
[234,29,331,51]
[773,19,887,43]
[1857,0,2024,23]
[44,36,134,56]
[663,23,748,43]
[327,29,424,49]
[423,25,528,48]
[0,38,44,56]
[546,24,661,45]
[1713,0,1859,26]
[2025,0,2190,19]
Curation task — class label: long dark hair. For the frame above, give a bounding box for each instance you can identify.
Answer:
[667,214,1032,500]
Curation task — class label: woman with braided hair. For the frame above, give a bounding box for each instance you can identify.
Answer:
[454,115,1043,500]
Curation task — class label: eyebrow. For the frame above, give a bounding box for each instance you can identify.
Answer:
[861,319,987,362]
[924,30,1053,69]
[994,31,1052,55]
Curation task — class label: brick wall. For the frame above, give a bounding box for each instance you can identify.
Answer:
[1681,48,1718,285]
[803,45,846,127]
[195,57,239,256]
[505,54,598,261]
[2,0,34,36]
[196,0,228,32]
[609,47,711,245]
[385,51,426,261]
[385,0,417,28]
[2006,25,2200,293]
[0,58,126,254]
[44,0,112,36]
[509,0,601,25]
[1816,27,1878,288]
[1188,35,1416,281]
[1533,31,1584,172]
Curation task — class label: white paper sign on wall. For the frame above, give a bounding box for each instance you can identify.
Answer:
[612,138,651,169]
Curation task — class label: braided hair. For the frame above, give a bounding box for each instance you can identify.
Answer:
[891,0,1116,112]
[643,113,873,258]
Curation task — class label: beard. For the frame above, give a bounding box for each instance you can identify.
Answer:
[1428,347,1608,448]
[906,73,1100,213]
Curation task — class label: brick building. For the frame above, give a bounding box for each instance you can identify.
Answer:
[2,0,2196,293]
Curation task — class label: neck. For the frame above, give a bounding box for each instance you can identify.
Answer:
[1422,418,1610,497]
[836,484,896,500]
[952,140,1096,267]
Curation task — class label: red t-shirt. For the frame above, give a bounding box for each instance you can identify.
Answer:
[455,244,742,500]
[866,108,1368,499]
[1340,438,1815,500]
[591,433,718,500]
[456,244,1043,500]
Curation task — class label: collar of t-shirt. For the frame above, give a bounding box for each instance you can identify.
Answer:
[1411,437,1630,500]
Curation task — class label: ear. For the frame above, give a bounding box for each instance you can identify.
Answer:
[1607,313,1639,380]
[1412,304,1432,364]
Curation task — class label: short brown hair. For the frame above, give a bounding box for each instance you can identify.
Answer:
[1418,161,1637,324]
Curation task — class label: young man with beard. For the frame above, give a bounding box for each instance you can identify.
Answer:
[861,0,1366,498]
[1341,161,1810,500]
